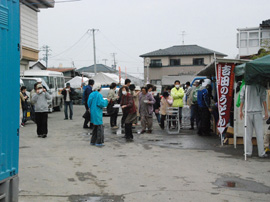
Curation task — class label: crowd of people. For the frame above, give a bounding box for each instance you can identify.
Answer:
[20,77,270,157]
[81,78,216,147]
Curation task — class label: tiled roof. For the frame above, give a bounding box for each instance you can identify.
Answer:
[76,64,117,73]
[47,68,75,73]
[140,45,227,57]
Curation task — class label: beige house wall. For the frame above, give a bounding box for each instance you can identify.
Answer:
[143,55,218,82]
[144,65,206,82]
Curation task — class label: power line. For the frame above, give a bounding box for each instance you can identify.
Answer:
[50,31,89,58]
[99,31,142,63]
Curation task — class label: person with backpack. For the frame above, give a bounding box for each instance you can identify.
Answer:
[197,80,211,136]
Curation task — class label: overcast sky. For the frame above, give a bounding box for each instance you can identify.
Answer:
[38,0,270,77]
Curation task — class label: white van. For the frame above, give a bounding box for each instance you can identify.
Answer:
[21,70,65,111]
[21,77,53,112]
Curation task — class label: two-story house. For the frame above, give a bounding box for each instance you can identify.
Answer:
[20,0,54,72]
[140,45,227,85]
[237,19,270,59]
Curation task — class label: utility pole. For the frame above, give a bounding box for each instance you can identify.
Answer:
[88,29,99,75]
[41,45,51,68]
[102,59,108,66]
[111,53,117,70]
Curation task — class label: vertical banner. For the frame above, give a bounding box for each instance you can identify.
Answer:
[119,66,121,85]
[216,63,235,135]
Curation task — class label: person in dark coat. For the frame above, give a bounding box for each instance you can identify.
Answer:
[20,86,29,126]
[61,83,75,120]
[118,79,131,127]
[83,79,95,128]
[120,86,137,141]
[152,86,161,124]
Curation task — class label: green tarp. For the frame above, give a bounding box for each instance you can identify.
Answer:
[234,55,270,85]
[234,63,245,76]
[245,54,270,85]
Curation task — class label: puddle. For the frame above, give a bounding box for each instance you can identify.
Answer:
[168,143,181,145]
[19,146,31,149]
[147,139,161,142]
[68,194,124,202]
[214,176,270,194]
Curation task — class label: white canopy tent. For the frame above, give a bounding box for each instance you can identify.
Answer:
[92,73,125,85]
[66,76,89,89]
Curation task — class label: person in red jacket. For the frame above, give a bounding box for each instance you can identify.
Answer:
[120,86,137,141]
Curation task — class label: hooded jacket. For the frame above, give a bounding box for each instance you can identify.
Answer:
[87,91,108,125]
[171,87,184,107]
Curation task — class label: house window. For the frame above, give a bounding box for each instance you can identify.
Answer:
[240,40,247,47]
[151,80,162,85]
[170,59,181,66]
[193,58,204,65]
[150,59,162,67]
[249,39,259,47]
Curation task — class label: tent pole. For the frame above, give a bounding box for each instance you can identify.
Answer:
[244,85,248,161]
[214,54,223,145]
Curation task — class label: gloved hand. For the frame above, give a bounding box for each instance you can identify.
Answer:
[266,117,270,125]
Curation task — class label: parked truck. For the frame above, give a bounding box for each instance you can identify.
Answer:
[0,0,20,201]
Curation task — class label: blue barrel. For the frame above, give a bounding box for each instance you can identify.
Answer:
[0,0,20,182]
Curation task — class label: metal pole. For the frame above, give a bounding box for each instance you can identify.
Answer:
[244,85,248,161]
[92,29,97,75]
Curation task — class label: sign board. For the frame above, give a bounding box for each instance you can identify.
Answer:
[216,63,235,134]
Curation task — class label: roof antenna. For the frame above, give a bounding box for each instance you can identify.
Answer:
[181,31,186,45]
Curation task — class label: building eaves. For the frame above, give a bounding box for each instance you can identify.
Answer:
[21,0,55,10]
[140,45,227,57]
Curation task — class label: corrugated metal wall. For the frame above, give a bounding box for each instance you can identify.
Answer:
[0,0,20,182]
[20,3,38,50]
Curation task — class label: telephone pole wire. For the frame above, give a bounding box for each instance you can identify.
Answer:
[88,29,99,75]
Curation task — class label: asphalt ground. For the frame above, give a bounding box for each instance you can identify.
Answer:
[19,105,270,202]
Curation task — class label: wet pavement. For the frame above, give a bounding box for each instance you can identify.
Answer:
[19,105,270,202]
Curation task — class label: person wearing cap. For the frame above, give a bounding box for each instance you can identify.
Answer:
[31,84,52,138]
[188,81,200,130]
[61,83,75,120]
[88,84,109,147]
